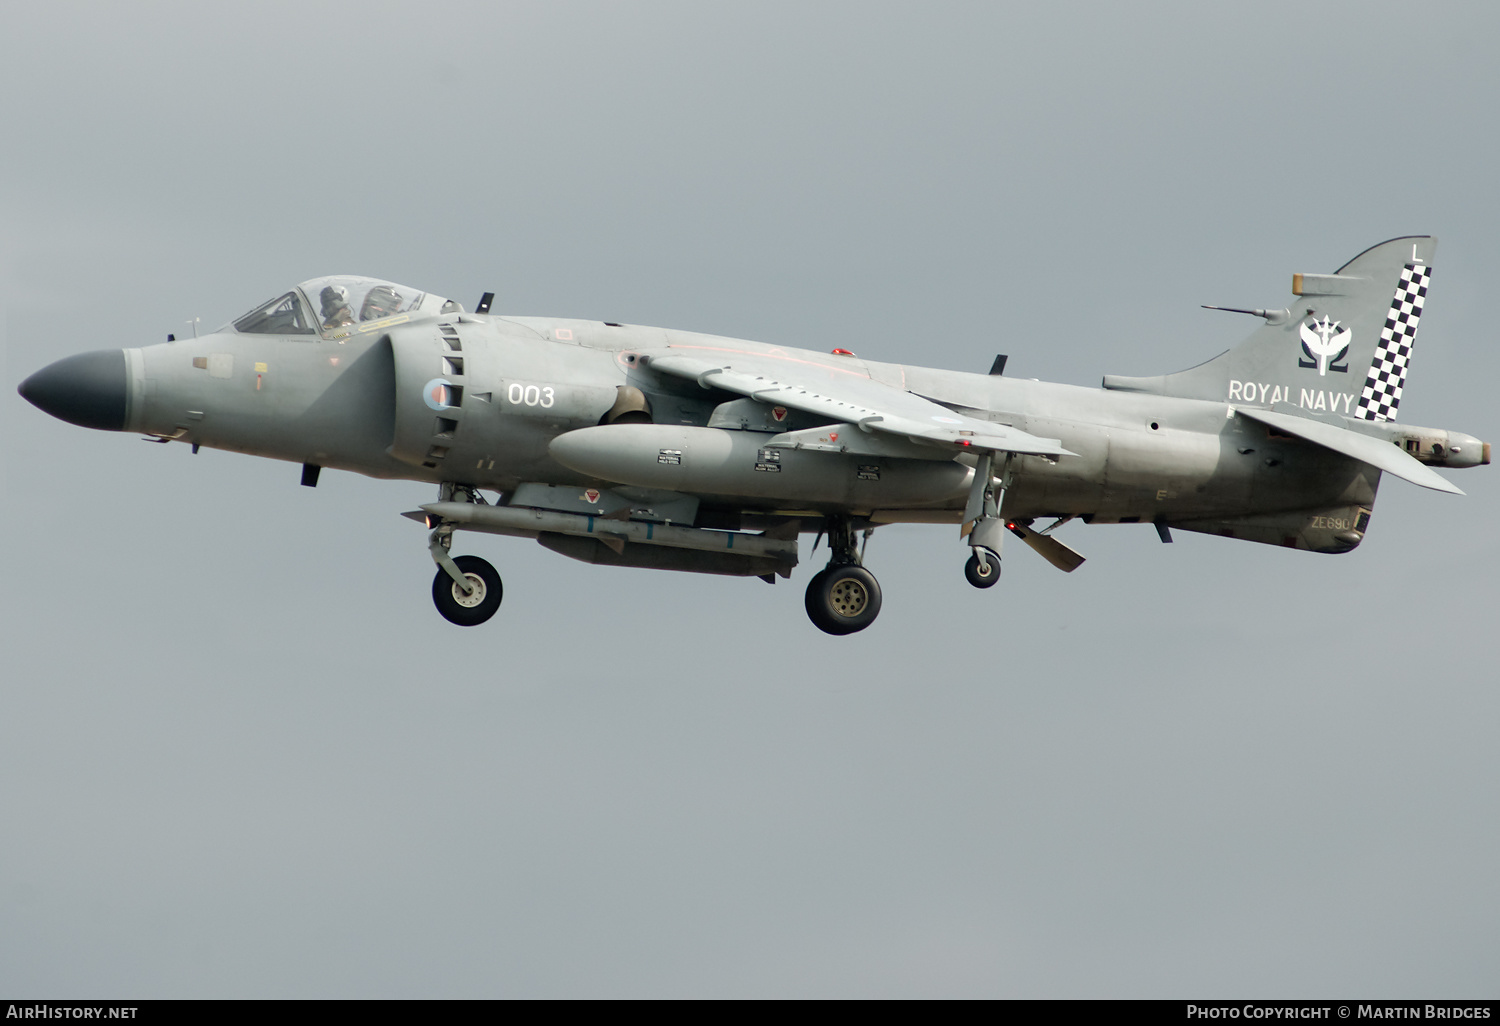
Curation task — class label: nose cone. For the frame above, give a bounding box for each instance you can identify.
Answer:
[18,349,130,431]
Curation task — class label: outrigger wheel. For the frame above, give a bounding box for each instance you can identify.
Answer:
[804,564,883,636]
[432,554,503,626]
[964,548,1001,589]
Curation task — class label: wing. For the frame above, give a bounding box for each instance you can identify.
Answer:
[638,348,1074,458]
[1235,406,1463,494]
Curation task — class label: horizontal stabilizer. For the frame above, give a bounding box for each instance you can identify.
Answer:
[1007,521,1086,572]
[1234,407,1463,494]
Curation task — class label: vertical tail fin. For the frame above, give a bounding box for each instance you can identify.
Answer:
[1355,259,1430,421]
[1102,236,1436,422]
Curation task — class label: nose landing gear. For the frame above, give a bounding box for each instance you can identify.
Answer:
[427,483,503,626]
[804,518,882,635]
[432,553,503,626]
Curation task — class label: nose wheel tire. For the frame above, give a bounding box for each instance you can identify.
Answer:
[805,565,883,635]
[964,550,1001,589]
[432,555,503,626]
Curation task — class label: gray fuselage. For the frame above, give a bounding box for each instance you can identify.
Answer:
[120,311,1382,536]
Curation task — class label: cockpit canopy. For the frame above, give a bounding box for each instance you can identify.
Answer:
[231,276,458,339]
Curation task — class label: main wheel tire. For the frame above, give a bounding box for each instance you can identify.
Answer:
[432,555,503,626]
[805,564,882,635]
[964,550,1001,589]
[804,567,830,624]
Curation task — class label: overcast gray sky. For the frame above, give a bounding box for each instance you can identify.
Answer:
[3,0,1497,998]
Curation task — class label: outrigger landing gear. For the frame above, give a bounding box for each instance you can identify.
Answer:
[962,451,1009,590]
[964,549,1000,588]
[427,484,504,626]
[805,517,882,635]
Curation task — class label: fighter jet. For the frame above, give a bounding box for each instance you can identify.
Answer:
[18,236,1489,635]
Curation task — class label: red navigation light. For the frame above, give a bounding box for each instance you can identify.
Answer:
[831,348,855,356]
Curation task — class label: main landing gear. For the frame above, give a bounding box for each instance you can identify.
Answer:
[428,485,504,626]
[805,517,882,635]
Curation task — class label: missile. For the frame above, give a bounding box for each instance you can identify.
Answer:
[420,500,798,577]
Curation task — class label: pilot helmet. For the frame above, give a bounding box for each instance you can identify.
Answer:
[319,284,350,318]
[361,284,402,320]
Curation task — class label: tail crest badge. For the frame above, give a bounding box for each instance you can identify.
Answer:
[1299,316,1351,375]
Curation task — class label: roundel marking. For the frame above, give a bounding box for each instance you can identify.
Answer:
[423,378,455,410]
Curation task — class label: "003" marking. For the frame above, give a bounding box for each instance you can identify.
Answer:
[508,383,555,408]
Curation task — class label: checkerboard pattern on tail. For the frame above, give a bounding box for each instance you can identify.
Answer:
[1356,263,1430,421]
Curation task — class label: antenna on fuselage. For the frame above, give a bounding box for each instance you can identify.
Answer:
[475,292,494,314]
